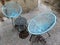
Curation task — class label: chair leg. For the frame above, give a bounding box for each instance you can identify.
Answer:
[29,35,47,45]
[29,34,34,41]
[36,35,46,45]
[47,32,51,37]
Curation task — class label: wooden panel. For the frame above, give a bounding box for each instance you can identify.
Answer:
[16,0,38,13]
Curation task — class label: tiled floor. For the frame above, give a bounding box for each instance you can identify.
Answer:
[0,4,60,45]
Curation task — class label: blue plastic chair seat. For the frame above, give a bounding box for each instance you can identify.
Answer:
[28,12,56,35]
[2,2,22,18]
